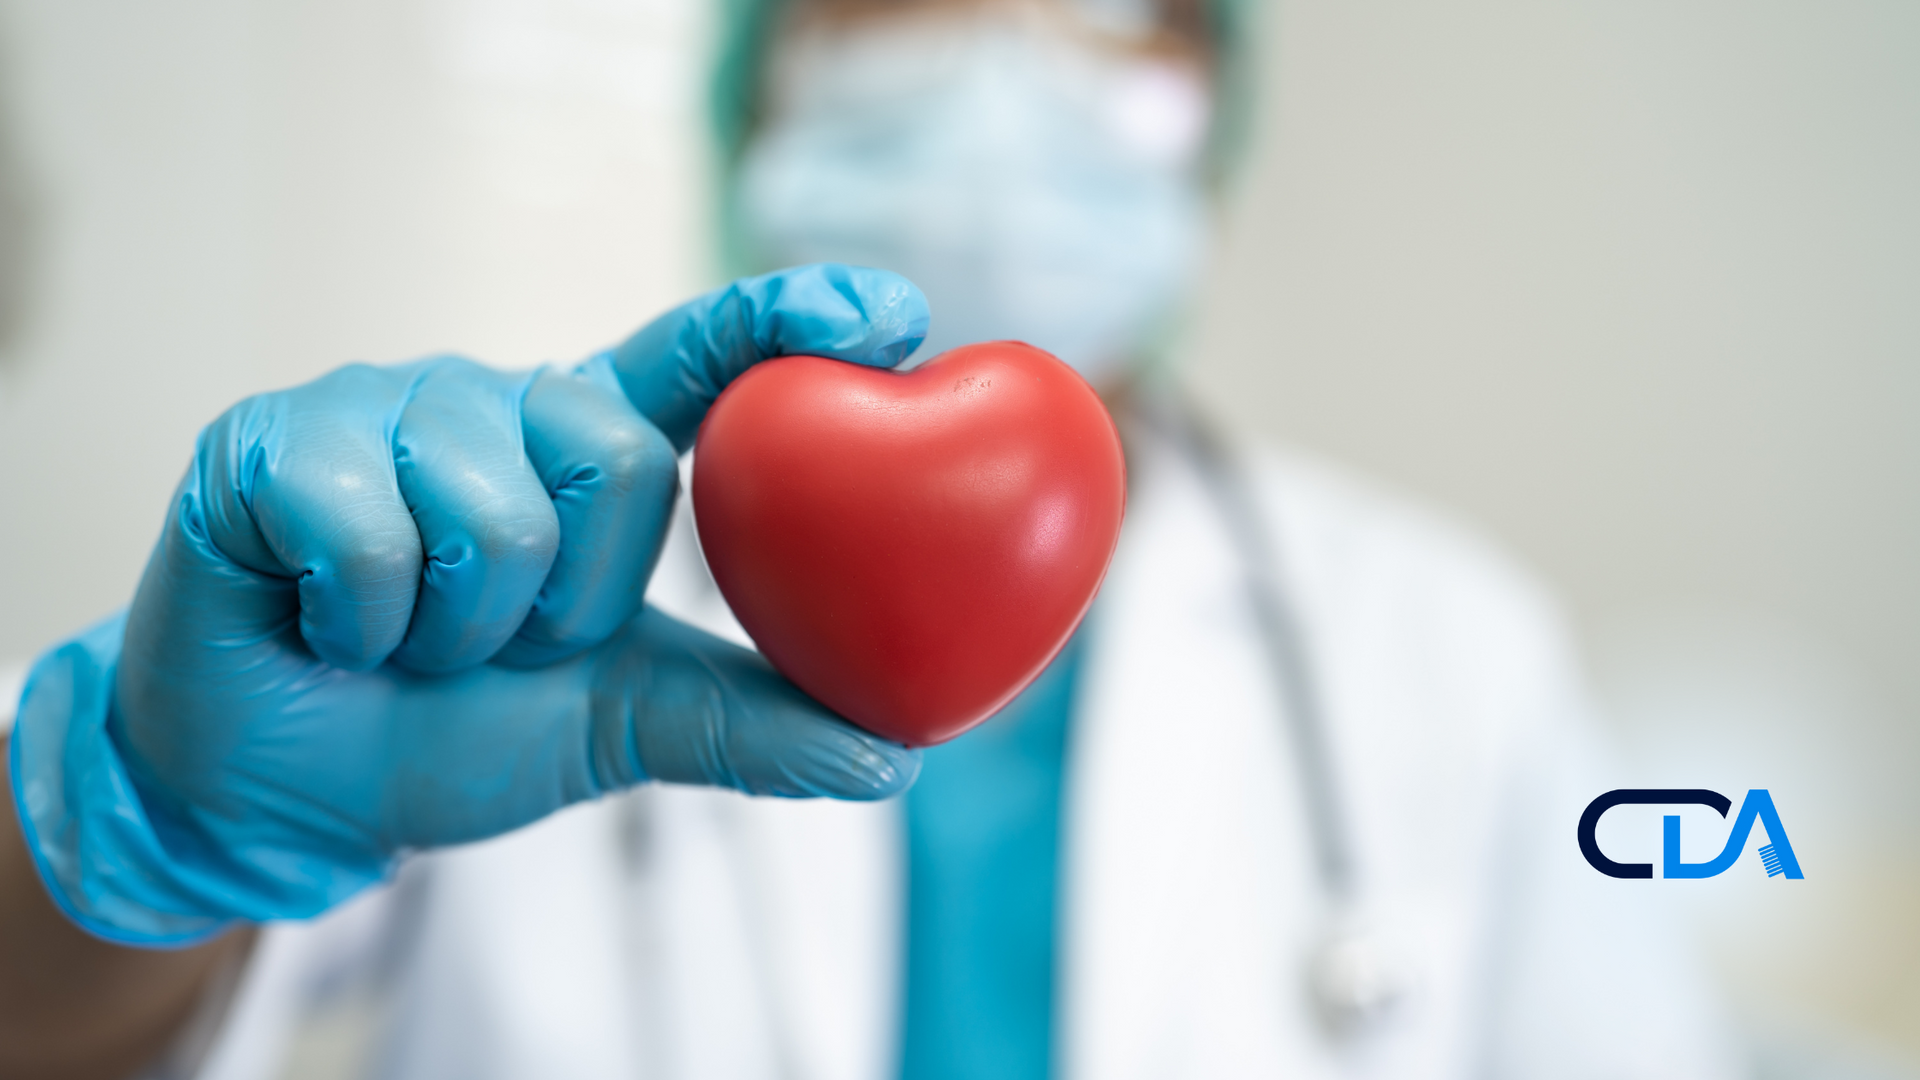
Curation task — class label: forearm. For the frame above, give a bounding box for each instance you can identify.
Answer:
[0,739,255,1080]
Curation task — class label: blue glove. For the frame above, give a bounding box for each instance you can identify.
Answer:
[8,264,930,946]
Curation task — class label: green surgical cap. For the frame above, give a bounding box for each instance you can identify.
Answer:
[708,0,1262,188]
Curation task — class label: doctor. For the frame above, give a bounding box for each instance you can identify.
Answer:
[0,3,1744,1080]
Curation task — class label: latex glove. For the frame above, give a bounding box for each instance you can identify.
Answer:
[9,264,929,945]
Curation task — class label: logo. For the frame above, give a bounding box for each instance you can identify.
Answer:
[1578,788,1803,879]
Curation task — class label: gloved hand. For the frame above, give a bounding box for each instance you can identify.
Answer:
[8,264,929,945]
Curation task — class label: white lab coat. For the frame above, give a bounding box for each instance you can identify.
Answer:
[172,426,1743,1080]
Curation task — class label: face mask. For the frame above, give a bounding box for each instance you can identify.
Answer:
[734,15,1212,384]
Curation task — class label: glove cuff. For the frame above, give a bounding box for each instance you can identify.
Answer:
[8,613,232,947]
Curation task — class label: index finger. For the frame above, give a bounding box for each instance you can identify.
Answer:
[603,263,929,452]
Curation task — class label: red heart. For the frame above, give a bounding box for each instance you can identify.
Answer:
[692,342,1127,746]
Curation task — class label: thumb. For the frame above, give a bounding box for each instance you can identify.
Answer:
[360,606,920,852]
[605,264,929,452]
[587,608,922,800]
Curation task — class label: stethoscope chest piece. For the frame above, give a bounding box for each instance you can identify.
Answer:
[1307,921,1414,1041]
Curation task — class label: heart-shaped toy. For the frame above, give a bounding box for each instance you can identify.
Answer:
[692,342,1127,746]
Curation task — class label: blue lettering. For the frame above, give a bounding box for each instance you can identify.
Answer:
[1663,789,1803,879]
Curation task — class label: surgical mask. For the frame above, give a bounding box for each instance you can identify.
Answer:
[734,15,1212,384]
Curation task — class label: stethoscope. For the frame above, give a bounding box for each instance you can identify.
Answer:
[1142,395,1412,1042]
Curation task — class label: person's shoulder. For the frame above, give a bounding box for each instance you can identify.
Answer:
[1243,440,1581,694]
[1245,441,1556,615]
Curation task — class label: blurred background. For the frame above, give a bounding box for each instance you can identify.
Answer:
[0,0,1913,1072]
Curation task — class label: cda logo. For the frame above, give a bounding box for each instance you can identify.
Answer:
[1579,789,1803,880]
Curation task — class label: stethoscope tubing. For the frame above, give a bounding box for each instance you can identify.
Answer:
[1146,396,1413,1041]
[1145,396,1360,906]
